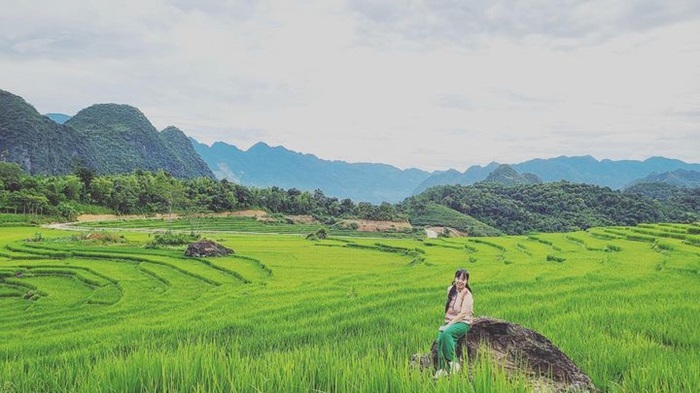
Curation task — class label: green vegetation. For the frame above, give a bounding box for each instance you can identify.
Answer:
[0,90,213,179]
[1,222,698,392]
[145,231,201,248]
[407,202,502,236]
[0,90,95,177]
[625,182,700,221]
[0,164,404,222]
[404,182,699,234]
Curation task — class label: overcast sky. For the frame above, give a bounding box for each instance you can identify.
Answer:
[1,0,699,171]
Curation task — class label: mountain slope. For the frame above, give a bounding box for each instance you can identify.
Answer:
[406,202,502,236]
[406,182,675,235]
[627,169,700,188]
[160,126,214,179]
[66,104,214,178]
[0,89,213,179]
[0,89,96,175]
[193,140,432,203]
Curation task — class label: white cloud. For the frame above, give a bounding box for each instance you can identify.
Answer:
[1,0,698,171]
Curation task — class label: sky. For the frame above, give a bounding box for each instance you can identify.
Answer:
[1,0,699,172]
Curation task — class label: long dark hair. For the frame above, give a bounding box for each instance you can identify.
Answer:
[444,268,472,313]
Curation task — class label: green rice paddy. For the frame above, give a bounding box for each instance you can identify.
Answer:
[1,220,699,392]
[73,216,417,238]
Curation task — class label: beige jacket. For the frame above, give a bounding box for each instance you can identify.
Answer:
[444,286,474,325]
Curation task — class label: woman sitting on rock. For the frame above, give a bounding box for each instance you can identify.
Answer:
[435,268,474,378]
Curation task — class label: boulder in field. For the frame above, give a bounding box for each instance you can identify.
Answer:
[411,316,598,392]
[184,240,234,257]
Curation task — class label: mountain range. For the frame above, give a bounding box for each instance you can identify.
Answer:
[413,156,700,194]
[1,88,698,204]
[191,140,431,203]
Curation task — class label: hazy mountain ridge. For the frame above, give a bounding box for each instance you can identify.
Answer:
[415,155,700,193]
[628,169,700,188]
[193,140,432,203]
[45,113,71,124]
[0,89,213,179]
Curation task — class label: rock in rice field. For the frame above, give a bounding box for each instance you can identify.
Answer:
[184,240,234,257]
[411,316,598,392]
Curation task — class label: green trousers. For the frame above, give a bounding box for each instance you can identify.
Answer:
[436,322,470,370]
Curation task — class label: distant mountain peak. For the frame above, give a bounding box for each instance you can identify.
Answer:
[45,113,72,124]
[160,126,187,138]
[248,141,292,154]
[482,164,542,186]
[68,103,157,134]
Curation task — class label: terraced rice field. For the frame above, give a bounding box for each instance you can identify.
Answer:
[71,216,416,238]
[1,221,699,392]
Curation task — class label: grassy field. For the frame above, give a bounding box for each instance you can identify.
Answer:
[0,219,699,392]
[71,215,419,238]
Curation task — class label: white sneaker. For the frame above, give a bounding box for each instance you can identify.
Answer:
[434,369,449,379]
[449,361,461,373]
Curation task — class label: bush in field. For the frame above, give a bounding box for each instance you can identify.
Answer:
[82,231,126,243]
[146,231,200,248]
[306,228,328,241]
[25,232,44,242]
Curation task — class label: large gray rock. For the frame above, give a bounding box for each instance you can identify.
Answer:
[184,240,234,257]
[412,316,598,392]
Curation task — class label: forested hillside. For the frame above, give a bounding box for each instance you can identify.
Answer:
[0,89,213,179]
[0,90,96,175]
[403,182,699,235]
[624,182,699,222]
[66,105,214,179]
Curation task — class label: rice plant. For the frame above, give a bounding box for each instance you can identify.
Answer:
[0,223,698,392]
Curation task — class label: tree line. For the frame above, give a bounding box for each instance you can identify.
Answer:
[2,161,697,234]
[0,163,402,222]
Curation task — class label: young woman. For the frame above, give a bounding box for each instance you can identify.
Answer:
[435,268,474,378]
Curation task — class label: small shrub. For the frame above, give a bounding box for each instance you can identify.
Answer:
[145,231,200,248]
[25,232,44,242]
[546,255,566,263]
[605,244,622,252]
[83,232,126,243]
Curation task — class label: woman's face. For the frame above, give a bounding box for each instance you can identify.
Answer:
[454,273,467,291]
